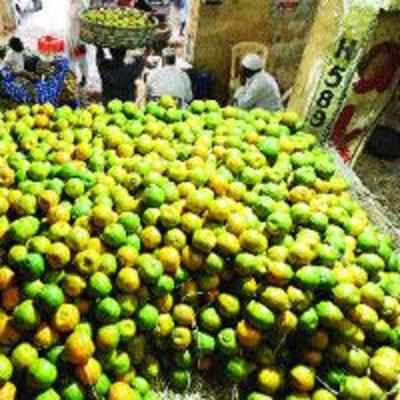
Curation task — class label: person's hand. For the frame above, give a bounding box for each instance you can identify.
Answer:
[143,46,151,59]
[233,85,244,100]
[145,58,153,69]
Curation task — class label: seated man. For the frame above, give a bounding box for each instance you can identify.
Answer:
[0,46,7,67]
[4,37,25,73]
[233,53,282,112]
[146,47,193,106]
[96,46,147,104]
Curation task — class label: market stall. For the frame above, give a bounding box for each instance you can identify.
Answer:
[0,37,80,108]
[1,1,400,400]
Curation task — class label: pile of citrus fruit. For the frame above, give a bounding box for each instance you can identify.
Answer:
[82,8,156,29]
[0,98,399,400]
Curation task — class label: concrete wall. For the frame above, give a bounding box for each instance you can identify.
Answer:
[288,0,400,164]
[0,0,16,37]
[288,0,344,117]
[187,0,316,102]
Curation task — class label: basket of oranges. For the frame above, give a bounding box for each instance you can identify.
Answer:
[80,7,158,49]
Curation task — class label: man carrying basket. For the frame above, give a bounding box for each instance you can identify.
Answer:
[96,46,149,104]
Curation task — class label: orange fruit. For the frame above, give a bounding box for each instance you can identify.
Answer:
[181,246,204,272]
[53,304,80,333]
[64,332,95,365]
[0,267,15,290]
[0,314,21,346]
[33,323,59,349]
[2,286,21,311]
[34,114,50,129]
[159,246,181,275]
[75,357,102,386]
[108,382,137,400]
[236,320,262,349]
[0,382,16,400]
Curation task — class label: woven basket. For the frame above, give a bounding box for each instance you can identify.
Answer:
[80,8,158,49]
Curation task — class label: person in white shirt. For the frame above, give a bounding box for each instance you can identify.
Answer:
[146,47,193,106]
[4,37,25,73]
[71,44,89,88]
[69,0,91,87]
[233,53,282,112]
[0,46,6,65]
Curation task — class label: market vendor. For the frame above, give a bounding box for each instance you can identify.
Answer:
[96,46,147,104]
[233,53,282,112]
[0,46,7,72]
[3,37,25,73]
[146,47,193,106]
[0,54,78,107]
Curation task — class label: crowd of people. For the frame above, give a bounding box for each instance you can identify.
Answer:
[0,0,283,112]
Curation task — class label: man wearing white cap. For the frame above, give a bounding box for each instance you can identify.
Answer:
[233,53,282,111]
[146,47,193,106]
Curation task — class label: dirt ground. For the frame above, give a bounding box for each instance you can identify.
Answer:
[355,151,400,228]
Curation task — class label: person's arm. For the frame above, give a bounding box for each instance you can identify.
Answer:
[183,72,193,103]
[237,76,282,111]
[96,46,106,67]
[145,70,157,99]
[145,80,152,99]
[129,56,147,82]
[135,0,153,12]
[3,51,16,70]
[235,80,261,110]
[232,85,246,105]
[263,78,282,111]
[80,53,89,87]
